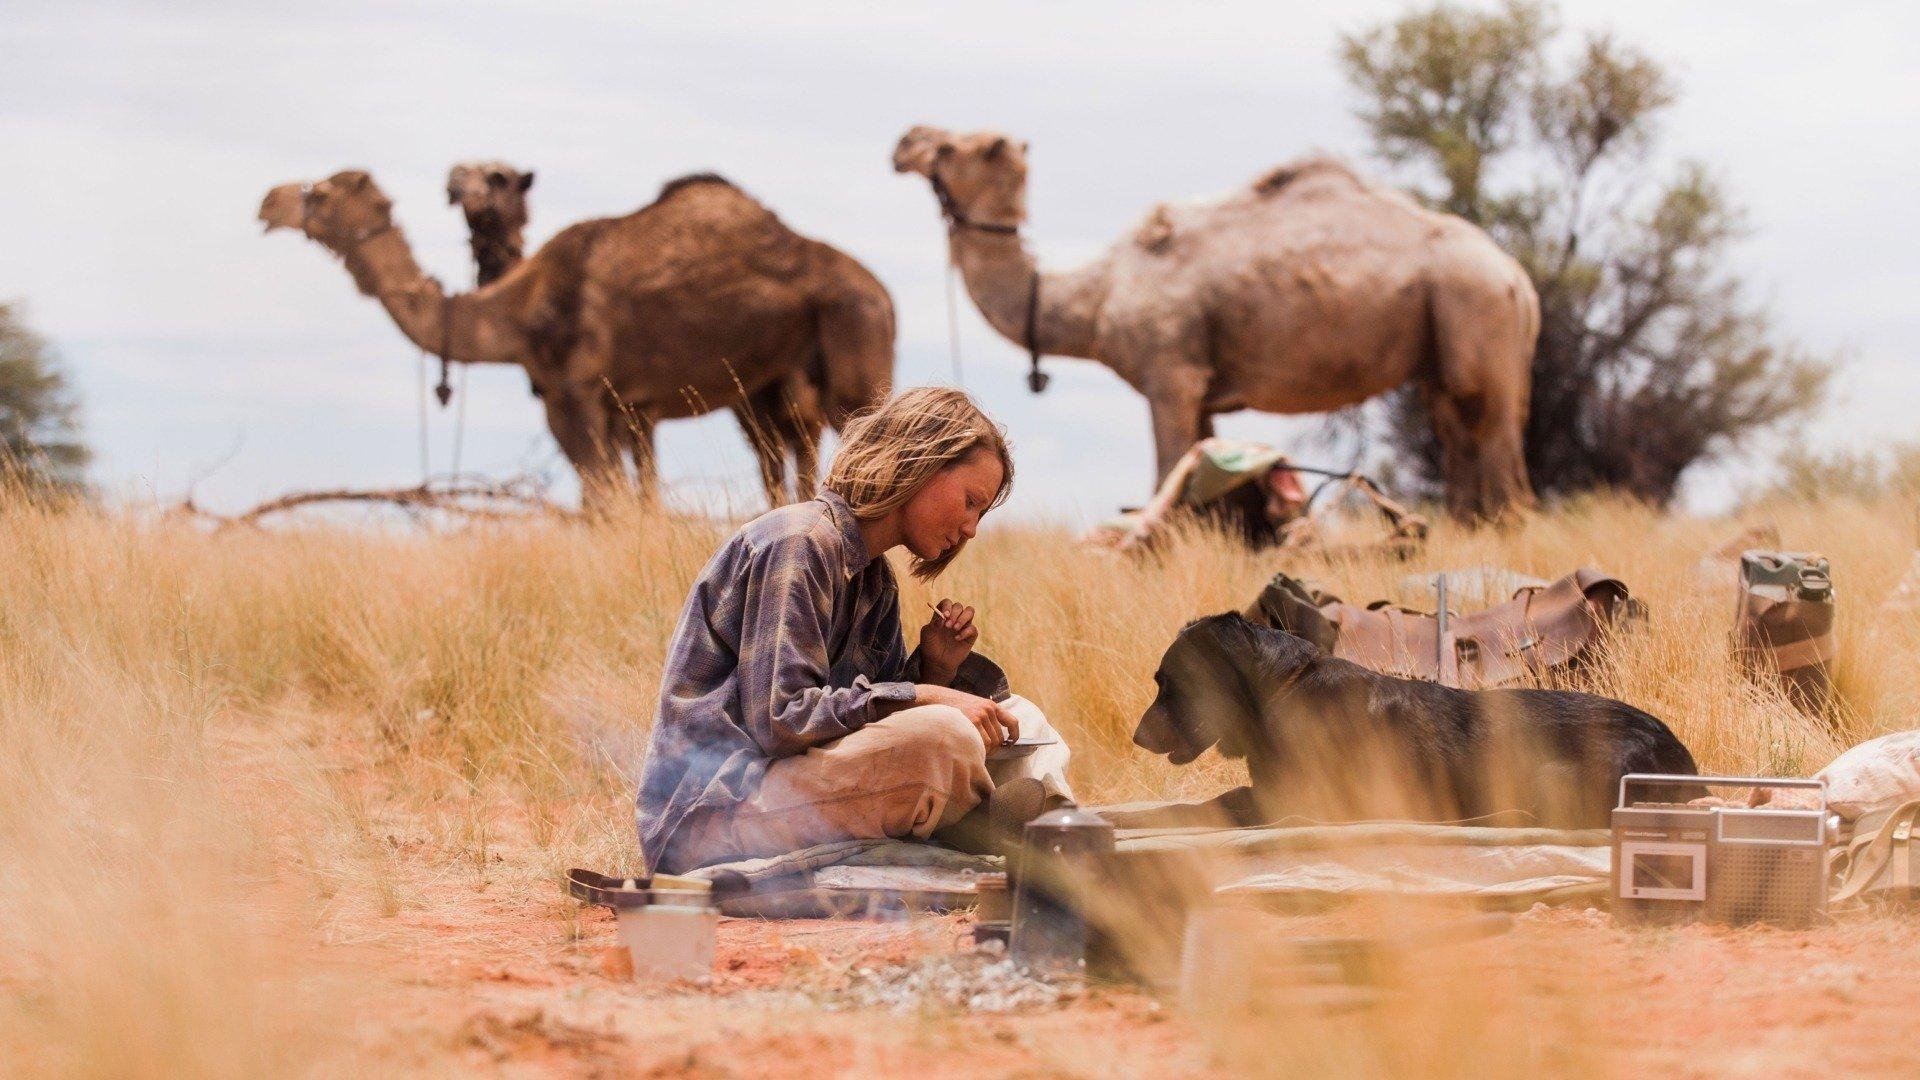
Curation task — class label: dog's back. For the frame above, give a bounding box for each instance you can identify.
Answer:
[1223,619,1700,827]
[1449,685,1699,824]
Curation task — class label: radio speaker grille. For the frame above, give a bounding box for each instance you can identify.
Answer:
[1707,846,1824,926]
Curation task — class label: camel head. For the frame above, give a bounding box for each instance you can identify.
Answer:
[892,125,1029,232]
[446,160,533,232]
[258,169,395,251]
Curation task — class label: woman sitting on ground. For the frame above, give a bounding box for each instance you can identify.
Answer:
[636,387,1073,875]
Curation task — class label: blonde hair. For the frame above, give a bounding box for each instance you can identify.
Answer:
[825,387,1013,580]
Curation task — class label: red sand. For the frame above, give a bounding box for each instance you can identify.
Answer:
[311,872,1920,1077]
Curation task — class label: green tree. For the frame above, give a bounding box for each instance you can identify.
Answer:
[0,302,89,493]
[1340,0,1830,506]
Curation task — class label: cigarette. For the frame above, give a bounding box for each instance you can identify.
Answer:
[928,600,965,629]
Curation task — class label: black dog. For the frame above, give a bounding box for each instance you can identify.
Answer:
[1131,613,1700,828]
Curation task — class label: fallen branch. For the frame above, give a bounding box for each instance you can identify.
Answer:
[172,474,575,529]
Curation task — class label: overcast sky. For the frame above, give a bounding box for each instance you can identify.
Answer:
[2,0,1914,521]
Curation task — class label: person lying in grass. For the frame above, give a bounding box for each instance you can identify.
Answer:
[637,387,1073,875]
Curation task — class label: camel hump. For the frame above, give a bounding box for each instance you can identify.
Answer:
[655,172,740,201]
[1133,205,1178,252]
[1252,158,1364,197]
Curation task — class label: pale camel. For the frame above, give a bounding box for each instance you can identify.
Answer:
[893,126,1538,520]
[442,160,832,504]
[260,170,894,506]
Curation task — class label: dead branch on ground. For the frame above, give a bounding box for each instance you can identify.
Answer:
[171,474,576,529]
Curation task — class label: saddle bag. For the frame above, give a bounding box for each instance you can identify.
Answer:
[1247,568,1640,690]
[1831,799,1920,907]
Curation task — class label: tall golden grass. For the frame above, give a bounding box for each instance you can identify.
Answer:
[0,484,1914,1075]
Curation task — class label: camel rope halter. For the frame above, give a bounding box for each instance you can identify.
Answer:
[435,293,456,408]
[928,169,1049,395]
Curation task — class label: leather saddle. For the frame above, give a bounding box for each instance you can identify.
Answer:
[1245,568,1643,690]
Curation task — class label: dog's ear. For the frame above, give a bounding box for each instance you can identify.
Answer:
[1183,615,1266,761]
[1214,613,1314,689]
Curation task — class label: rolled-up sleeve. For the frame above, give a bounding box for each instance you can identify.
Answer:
[736,535,916,758]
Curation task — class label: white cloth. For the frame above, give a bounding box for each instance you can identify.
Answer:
[1214,842,1609,901]
[990,694,1075,801]
[1811,730,1920,820]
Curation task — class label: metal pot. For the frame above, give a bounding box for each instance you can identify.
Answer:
[1008,802,1114,978]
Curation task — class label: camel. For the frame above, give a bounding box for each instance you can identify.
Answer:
[442,161,832,504]
[260,169,894,507]
[893,126,1538,521]
[445,160,533,287]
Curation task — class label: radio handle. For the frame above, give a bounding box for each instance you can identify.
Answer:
[1617,773,1827,810]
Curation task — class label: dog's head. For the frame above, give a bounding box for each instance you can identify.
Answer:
[1134,612,1319,765]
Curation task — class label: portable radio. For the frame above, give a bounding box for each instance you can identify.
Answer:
[1611,774,1830,928]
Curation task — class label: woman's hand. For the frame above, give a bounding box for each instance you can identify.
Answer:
[918,598,978,686]
[915,684,1018,752]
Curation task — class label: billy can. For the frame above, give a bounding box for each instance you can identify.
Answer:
[1009,802,1114,978]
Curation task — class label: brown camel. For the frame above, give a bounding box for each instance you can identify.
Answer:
[260,169,894,506]
[443,160,832,506]
[894,126,1538,521]
[445,160,533,287]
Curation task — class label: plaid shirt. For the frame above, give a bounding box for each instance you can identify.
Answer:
[635,490,919,872]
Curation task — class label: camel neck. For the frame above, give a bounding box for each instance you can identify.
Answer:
[947,228,1104,364]
[466,222,524,287]
[337,228,524,368]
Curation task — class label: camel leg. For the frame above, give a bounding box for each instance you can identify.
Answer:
[1427,376,1534,523]
[542,388,626,512]
[608,399,659,505]
[735,390,790,508]
[815,294,894,428]
[626,412,659,505]
[772,373,826,502]
[739,375,827,507]
[605,402,635,484]
[790,418,821,501]
[1474,406,1531,522]
[1424,384,1483,521]
[1429,275,1538,522]
[1145,361,1212,487]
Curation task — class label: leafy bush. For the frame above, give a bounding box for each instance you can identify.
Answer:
[1340,0,1830,506]
[0,302,88,494]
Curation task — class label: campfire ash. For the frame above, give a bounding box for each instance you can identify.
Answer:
[821,943,1084,1014]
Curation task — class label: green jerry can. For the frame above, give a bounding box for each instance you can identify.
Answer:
[1735,551,1836,711]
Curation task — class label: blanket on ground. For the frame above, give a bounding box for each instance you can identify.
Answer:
[681,820,1613,916]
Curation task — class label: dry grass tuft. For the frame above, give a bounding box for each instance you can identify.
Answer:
[0,484,1914,1074]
